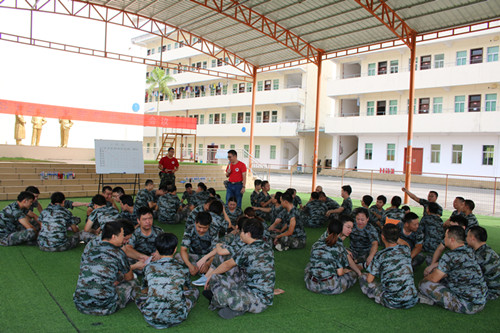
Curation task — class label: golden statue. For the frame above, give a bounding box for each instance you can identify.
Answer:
[59,119,73,148]
[14,115,26,145]
[31,117,47,146]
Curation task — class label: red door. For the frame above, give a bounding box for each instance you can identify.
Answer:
[404,147,423,175]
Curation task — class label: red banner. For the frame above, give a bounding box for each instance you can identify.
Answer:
[0,99,197,130]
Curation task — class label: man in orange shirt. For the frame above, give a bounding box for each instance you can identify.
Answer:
[159,147,179,188]
[225,150,247,208]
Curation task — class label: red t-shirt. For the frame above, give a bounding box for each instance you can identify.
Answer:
[226,161,247,182]
[159,156,179,173]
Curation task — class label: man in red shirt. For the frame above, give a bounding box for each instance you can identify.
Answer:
[158,147,179,188]
[225,149,247,208]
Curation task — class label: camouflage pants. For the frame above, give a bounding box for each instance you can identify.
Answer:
[39,233,80,252]
[304,266,357,295]
[276,236,306,249]
[209,273,269,314]
[211,255,247,287]
[359,274,398,309]
[175,253,201,267]
[160,211,188,225]
[116,280,140,310]
[0,229,37,246]
[349,249,369,264]
[418,280,485,314]
[80,231,97,243]
[160,173,176,188]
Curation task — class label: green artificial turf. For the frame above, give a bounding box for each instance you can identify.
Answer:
[1,192,500,332]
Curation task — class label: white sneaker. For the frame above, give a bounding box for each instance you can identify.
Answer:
[192,274,207,286]
[275,244,284,251]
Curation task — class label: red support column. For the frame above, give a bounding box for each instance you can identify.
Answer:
[404,32,417,204]
[312,51,324,192]
[248,66,257,172]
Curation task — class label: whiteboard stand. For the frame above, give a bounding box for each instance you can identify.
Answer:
[97,174,141,196]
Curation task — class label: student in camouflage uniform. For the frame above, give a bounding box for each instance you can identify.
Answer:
[318,191,340,211]
[0,191,37,246]
[205,219,275,319]
[25,185,43,224]
[250,179,262,209]
[467,226,500,300]
[360,223,418,309]
[134,180,156,215]
[136,233,199,329]
[448,196,465,220]
[419,226,487,314]
[190,182,210,209]
[463,199,479,234]
[305,218,358,294]
[208,200,230,235]
[301,192,328,228]
[269,192,306,251]
[181,183,194,207]
[83,194,120,238]
[158,184,185,224]
[256,181,272,220]
[73,221,145,315]
[125,207,164,261]
[118,195,137,226]
[87,186,118,217]
[38,192,80,252]
[381,196,405,225]
[253,192,284,226]
[225,197,243,227]
[369,195,386,232]
[326,185,352,218]
[286,188,303,209]
[349,207,379,265]
[418,202,444,265]
[397,212,424,267]
[184,197,216,234]
[401,187,443,216]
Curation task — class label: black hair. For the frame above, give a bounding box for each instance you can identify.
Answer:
[450,214,468,228]
[281,192,293,204]
[25,186,40,194]
[403,212,419,224]
[325,218,342,247]
[116,219,135,236]
[427,202,439,214]
[342,185,352,195]
[112,186,125,195]
[254,179,262,186]
[447,225,465,243]
[102,221,122,240]
[120,195,134,206]
[353,207,369,219]
[18,191,35,202]
[227,149,237,157]
[155,233,178,256]
[168,147,174,152]
[50,192,65,204]
[318,191,326,198]
[209,200,223,215]
[401,205,410,212]
[208,187,216,196]
[362,195,373,206]
[158,184,169,192]
[455,196,465,202]
[391,195,402,207]
[464,199,475,211]
[242,218,263,239]
[237,216,249,230]
[102,186,112,193]
[166,184,177,193]
[429,190,439,198]
[198,182,207,192]
[227,196,237,204]
[274,191,282,204]
[469,226,487,242]
[382,224,399,243]
[145,179,154,186]
[261,180,269,189]
[185,183,192,189]
[205,197,217,205]
[196,211,212,226]
[136,206,154,219]
[243,207,256,217]
[91,194,106,206]
[311,192,319,200]
[377,195,387,204]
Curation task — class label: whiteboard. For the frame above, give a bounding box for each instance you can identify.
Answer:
[95,140,145,174]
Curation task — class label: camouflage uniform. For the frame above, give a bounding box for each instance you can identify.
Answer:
[256,192,271,221]
[73,240,138,315]
[184,205,205,234]
[302,200,328,228]
[119,211,137,226]
[178,225,219,266]
[225,205,243,227]
[38,204,80,252]
[475,244,500,300]
[304,239,357,294]
[419,214,444,265]
[419,198,443,216]
[160,172,175,188]
[369,205,384,232]
[182,191,194,206]
[250,191,260,208]
[158,193,184,224]
[211,233,247,286]
[210,240,275,314]
[129,226,165,256]
[418,245,487,314]
[190,191,210,209]
[325,197,340,210]
[273,207,306,249]
[209,212,229,236]
[0,202,37,246]
[340,197,353,217]
[88,206,120,230]
[134,189,155,215]
[465,213,479,235]
[349,223,379,263]
[360,244,418,309]
[293,196,302,208]
[136,257,199,329]
[270,205,285,226]
[381,207,405,225]
[450,210,465,218]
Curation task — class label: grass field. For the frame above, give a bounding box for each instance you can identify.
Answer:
[1,191,500,332]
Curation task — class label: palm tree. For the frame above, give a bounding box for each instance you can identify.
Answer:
[146,67,175,154]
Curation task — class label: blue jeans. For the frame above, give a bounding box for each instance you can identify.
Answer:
[226,182,243,208]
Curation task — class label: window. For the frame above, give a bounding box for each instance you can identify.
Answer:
[157,47,161,53]
[220,144,225,149]
[271,110,278,122]
[482,145,494,165]
[217,58,223,67]
[486,94,497,112]
[147,49,151,56]
[454,96,465,113]
[389,100,398,115]
[256,112,262,123]
[390,60,398,73]
[367,101,375,116]
[198,144,203,156]
[262,111,269,123]
[247,83,252,92]
[231,113,237,123]
[387,144,395,161]
[221,113,226,124]
[456,51,467,66]
[232,84,238,94]
[202,61,207,69]
[434,54,444,68]
[199,114,205,124]
[487,46,499,62]
[211,59,216,68]
[243,144,249,158]
[255,145,260,158]
[365,143,373,160]
[162,45,166,52]
[239,83,245,93]
[470,48,483,64]
[214,113,220,124]
[264,80,272,91]
[146,143,150,153]
[420,55,431,70]
[270,145,276,159]
[468,95,481,112]
[431,144,440,163]
[377,101,386,116]
[409,57,418,71]
[174,42,178,49]
[222,85,228,95]
[151,48,155,54]
[237,112,244,124]
[433,97,443,113]
[368,63,376,76]
[257,81,263,91]
[378,61,387,75]
[273,79,279,90]
[245,112,251,123]
[167,44,171,51]
[230,144,235,149]
[209,114,214,124]
[418,98,430,114]
[452,144,463,164]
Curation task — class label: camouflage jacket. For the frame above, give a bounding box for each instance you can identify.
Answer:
[475,244,500,299]
[307,239,349,280]
[158,193,182,224]
[129,226,165,256]
[38,204,77,249]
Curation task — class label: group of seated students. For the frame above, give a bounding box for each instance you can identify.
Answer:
[0,180,499,329]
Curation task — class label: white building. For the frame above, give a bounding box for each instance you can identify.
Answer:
[325,28,500,177]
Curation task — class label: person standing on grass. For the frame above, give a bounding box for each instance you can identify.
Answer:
[158,147,179,188]
[401,187,443,217]
[225,149,247,208]
[73,221,145,315]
